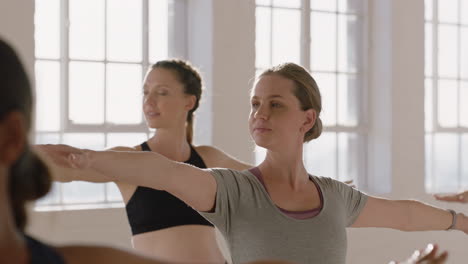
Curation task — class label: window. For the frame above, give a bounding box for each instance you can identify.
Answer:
[34,0,172,207]
[254,0,368,183]
[425,0,468,192]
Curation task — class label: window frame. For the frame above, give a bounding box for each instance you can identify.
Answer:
[425,0,468,192]
[34,0,187,207]
[254,0,369,184]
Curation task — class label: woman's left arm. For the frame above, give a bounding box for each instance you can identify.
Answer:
[351,196,468,234]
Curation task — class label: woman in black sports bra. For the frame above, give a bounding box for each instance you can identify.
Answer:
[45,59,252,262]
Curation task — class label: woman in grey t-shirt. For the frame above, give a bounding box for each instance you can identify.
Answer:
[38,63,468,264]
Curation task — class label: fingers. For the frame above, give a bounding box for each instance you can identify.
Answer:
[417,244,448,264]
[34,144,82,168]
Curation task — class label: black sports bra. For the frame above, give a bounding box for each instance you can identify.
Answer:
[125,142,213,235]
[25,234,65,264]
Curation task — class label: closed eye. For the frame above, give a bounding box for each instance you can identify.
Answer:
[271,102,282,108]
[251,102,260,108]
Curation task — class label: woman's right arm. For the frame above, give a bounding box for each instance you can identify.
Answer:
[36,144,217,212]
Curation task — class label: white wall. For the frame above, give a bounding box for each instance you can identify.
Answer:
[0,0,35,86]
[2,0,467,263]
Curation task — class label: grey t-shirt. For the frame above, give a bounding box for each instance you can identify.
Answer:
[199,168,368,264]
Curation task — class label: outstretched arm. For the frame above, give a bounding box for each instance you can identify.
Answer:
[435,190,468,204]
[351,196,468,234]
[36,145,135,183]
[36,144,217,212]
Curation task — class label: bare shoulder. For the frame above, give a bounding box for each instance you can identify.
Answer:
[56,245,164,264]
[194,145,252,170]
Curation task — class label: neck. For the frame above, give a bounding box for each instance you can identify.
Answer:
[0,169,29,263]
[258,142,309,189]
[146,125,191,161]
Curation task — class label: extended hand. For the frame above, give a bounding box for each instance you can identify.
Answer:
[35,144,91,169]
[390,244,448,264]
[434,191,468,204]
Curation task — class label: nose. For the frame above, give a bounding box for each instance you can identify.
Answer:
[143,92,157,107]
[253,103,269,120]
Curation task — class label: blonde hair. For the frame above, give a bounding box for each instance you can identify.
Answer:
[259,63,323,142]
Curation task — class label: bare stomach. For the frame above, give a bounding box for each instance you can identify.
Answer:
[131,225,225,263]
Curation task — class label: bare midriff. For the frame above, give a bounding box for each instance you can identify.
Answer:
[131,225,225,263]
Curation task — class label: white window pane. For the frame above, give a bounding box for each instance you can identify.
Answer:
[107,0,142,62]
[62,182,106,203]
[462,0,468,25]
[338,14,359,73]
[106,133,148,149]
[271,8,301,65]
[36,182,61,205]
[35,133,61,144]
[35,60,60,131]
[425,134,434,191]
[149,0,169,63]
[432,133,460,192]
[460,82,468,127]
[438,25,458,78]
[461,134,468,187]
[69,0,105,60]
[256,0,271,5]
[425,23,433,77]
[437,79,458,127]
[256,7,272,69]
[34,0,60,59]
[313,73,336,126]
[106,183,123,202]
[69,61,105,124]
[106,63,143,124]
[305,132,337,179]
[425,0,433,21]
[272,0,301,8]
[338,133,360,182]
[461,27,468,79]
[311,12,337,71]
[338,0,362,14]
[337,74,358,126]
[425,78,434,131]
[438,0,459,24]
[62,133,105,149]
[311,0,337,11]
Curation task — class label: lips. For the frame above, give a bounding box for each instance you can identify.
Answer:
[145,111,160,118]
[254,127,272,133]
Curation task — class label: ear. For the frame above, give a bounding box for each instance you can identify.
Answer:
[300,109,317,133]
[0,112,27,166]
[185,95,197,111]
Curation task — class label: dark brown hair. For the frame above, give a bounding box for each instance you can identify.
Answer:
[259,63,323,142]
[152,59,203,144]
[0,39,52,231]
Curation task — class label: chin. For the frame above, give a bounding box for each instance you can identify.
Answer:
[253,137,272,149]
[145,120,163,129]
